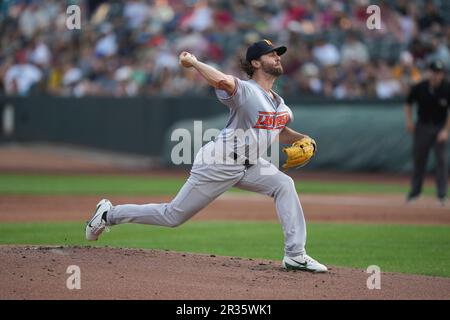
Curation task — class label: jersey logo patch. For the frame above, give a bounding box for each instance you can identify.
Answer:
[254,111,289,130]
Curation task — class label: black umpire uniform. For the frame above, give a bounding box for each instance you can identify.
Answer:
[405,61,449,203]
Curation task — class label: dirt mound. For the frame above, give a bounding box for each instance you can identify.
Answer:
[1,245,449,300]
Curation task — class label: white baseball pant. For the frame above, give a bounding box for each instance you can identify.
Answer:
[107,158,307,257]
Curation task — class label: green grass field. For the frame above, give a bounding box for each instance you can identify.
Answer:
[1,173,448,278]
[0,173,439,195]
[0,221,449,277]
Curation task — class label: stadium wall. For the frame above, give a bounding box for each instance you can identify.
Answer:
[1,96,448,173]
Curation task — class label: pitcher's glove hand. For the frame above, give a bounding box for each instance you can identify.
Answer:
[282,137,317,171]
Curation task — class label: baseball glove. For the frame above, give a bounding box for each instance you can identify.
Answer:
[282,137,317,171]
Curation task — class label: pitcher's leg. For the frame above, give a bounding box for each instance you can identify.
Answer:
[235,160,306,257]
[108,175,238,227]
[271,174,306,257]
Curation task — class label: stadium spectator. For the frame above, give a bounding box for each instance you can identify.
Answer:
[375,61,402,99]
[340,33,369,66]
[4,59,43,96]
[393,51,422,91]
[312,37,340,67]
[0,0,448,99]
[418,1,445,32]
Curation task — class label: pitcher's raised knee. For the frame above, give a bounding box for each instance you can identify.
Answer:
[277,174,296,192]
[268,174,296,198]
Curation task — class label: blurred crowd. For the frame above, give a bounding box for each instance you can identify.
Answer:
[0,0,449,99]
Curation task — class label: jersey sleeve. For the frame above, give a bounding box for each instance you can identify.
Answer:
[215,77,251,109]
[286,106,294,125]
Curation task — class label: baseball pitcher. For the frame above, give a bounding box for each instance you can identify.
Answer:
[85,40,327,272]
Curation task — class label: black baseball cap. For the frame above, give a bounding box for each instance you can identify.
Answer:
[246,39,287,62]
[429,60,445,72]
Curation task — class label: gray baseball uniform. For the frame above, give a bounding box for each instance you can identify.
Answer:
[108,78,307,257]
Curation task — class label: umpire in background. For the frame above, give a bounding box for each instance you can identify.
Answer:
[405,60,449,205]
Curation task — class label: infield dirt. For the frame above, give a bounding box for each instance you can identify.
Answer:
[1,144,449,300]
[1,245,450,300]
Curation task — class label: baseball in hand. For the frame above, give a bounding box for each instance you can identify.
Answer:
[179,51,197,68]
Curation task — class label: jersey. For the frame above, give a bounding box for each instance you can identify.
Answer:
[195,77,293,166]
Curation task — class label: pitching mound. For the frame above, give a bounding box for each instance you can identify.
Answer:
[1,245,449,300]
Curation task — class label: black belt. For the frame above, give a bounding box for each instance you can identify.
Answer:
[232,152,253,169]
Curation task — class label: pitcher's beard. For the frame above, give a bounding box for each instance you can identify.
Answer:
[261,62,283,77]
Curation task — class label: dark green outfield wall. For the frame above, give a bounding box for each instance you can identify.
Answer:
[1,96,448,173]
[284,103,415,172]
[0,96,221,154]
[162,101,449,173]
